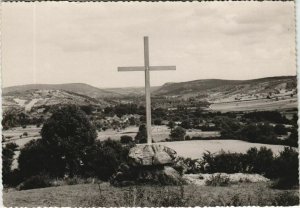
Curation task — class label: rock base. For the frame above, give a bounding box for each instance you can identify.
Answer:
[110,144,185,186]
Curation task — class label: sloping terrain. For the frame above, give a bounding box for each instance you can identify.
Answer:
[3,182,298,207]
[3,83,120,99]
[2,89,108,113]
[154,76,297,103]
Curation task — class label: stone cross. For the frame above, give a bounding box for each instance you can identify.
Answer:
[118,36,176,144]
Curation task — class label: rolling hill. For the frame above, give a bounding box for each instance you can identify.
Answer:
[3,83,120,98]
[153,76,297,102]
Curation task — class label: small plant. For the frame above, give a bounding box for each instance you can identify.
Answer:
[205,173,231,186]
[23,132,28,137]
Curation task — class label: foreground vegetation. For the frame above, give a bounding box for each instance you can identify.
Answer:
[3,182,299,207]
[2,104,299,206]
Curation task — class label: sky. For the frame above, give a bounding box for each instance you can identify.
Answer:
[1,1,296,88]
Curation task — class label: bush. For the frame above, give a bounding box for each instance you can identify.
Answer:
[135,124,147,144]
[272,147,299,189]
[19,139,66,178]
[82,139,132,180]
[23,132,28,137]
[274,124,287,135]
[170,127,186,141]
[2,144,15,184]
[242,111,288,123]
[205,174,231,186]
[120,135,133,144]
[200,147,299,189]
[5,142,19,151]
[19,175,51,190]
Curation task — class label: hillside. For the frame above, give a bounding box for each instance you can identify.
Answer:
[3,83,120,98]
[105,86,160,97]
[153,76,297,102]
[2,89,108,113]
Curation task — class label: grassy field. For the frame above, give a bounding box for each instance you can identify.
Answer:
[3,125,220,146]
[3,182,299,206]
[209,98,298,112]
[158,140,292,159]
[97,125,220,142]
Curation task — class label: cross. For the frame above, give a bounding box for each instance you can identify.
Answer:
[118,36,176,144]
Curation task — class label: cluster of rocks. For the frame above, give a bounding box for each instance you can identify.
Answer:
[110,144,185,186]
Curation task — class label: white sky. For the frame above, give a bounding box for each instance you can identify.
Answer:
[1,1,296,88]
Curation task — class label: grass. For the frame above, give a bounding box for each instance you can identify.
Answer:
[159,139,290,159]
[3,182,299,206]
[210,97,297,112]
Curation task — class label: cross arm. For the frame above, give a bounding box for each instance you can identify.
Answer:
[118,66,176,71]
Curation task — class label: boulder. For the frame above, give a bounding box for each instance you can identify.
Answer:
[110,144,184,186]
[128,144,177,166]
[111,165,185,186]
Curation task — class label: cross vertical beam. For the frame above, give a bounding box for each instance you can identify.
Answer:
[118,37,176,145]
[144,36,152,144]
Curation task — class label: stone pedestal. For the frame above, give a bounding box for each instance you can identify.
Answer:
[111,144,184,186]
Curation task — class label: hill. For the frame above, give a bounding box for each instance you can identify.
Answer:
[2,89,108,113]
[153,76,297,102]
[3,83,120,98]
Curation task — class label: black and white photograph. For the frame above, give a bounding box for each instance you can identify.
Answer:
[1,1,299,206]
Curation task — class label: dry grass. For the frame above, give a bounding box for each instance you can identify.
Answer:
[159,139,289,159]
[3,182,299,207]
[210,98,297,112]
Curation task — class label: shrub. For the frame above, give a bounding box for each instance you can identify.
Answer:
[82,139,131,180]
[23,132,28,136]
[135,124,147,143]
[205,174,231,186]
[170,126,186,141]
[2,144,15,184]
[5,142,19,151]
[19,175,51,190]
[19,139,66,178]
[120,135,133,144]
[272,147,299,189]
[274,124,287,135]
[242,111,288,123]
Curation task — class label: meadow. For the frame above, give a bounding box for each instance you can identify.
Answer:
[210,97,297,112]
[3,181,299,207]
[159,140,291,159]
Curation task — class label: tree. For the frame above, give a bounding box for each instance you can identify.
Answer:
[274,124,287,135]
[154,118,162,125]
[170,126,186,141]
[180,119,191,129]
[135,124,147,143]
[120,135,133,144]
[41,105,97,177]
[167,120,175,130]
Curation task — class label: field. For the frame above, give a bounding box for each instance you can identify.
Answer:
[3,181,299,206]
[158,140,291,159]
[209,98,298,112]
[97,125,219,142]
[3,125,291,169]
